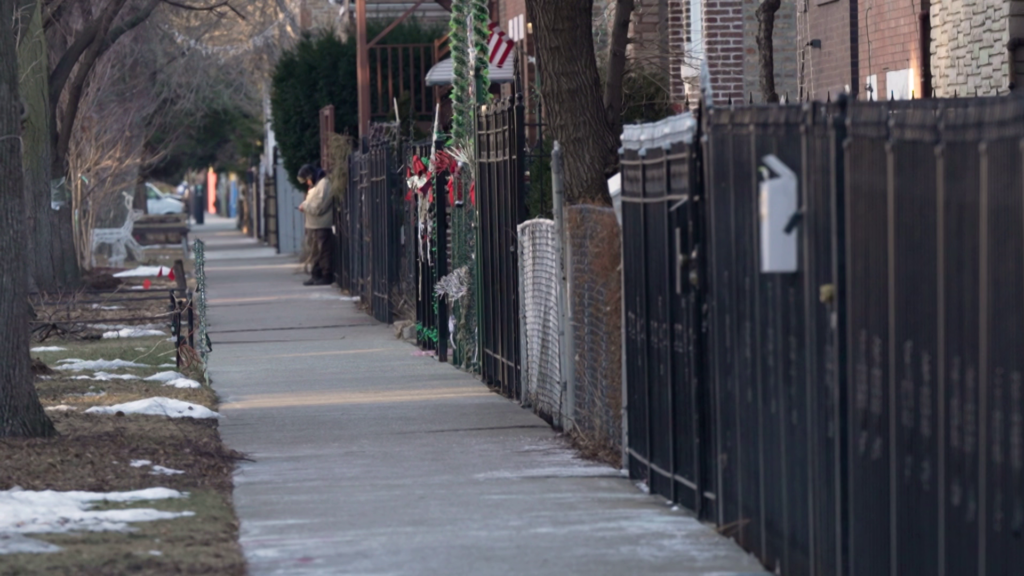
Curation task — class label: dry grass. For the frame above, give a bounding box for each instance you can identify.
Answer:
[4,261,245,575]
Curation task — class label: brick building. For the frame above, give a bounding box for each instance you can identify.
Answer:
[671,0,798,105]
[799,0,1024,102]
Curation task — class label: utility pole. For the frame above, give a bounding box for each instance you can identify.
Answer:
[356,0,370,138]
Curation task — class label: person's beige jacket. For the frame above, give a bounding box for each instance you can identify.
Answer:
[300,177,333,229]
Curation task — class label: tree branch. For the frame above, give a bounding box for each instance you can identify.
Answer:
[159,0,246,20]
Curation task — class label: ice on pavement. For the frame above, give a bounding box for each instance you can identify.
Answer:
[113,266,167,278]
[30,346,66,352]
[0,487,191,554]
[150,466,184,476]
[85,397,219,419]
[56,359,147,371]
[102,328,166,339]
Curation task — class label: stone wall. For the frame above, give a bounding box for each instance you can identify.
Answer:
[931,0,1013,97]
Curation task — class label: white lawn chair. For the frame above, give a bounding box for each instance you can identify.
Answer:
[91,192,146,268]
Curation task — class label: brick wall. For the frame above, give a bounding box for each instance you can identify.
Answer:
[931,0,1012,97]
[704,0,747,104]
[668,0,688,102]
[631,0,671,72]
[857,0,922,100]
[799,0,856,101]
[742,0,799,102]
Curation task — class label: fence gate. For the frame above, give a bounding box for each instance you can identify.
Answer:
[477,96,527,399]
[620,114,715,516]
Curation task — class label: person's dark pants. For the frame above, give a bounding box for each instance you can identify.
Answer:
[309,228,334,281]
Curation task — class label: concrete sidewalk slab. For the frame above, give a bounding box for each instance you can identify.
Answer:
[197,224,766,576]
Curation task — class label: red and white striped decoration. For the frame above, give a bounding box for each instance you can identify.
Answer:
[487,22,515,68]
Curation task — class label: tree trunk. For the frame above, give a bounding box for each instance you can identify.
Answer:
[526,0,619,206]
[755,0,781,103]
[603,0,634,137]
[1,0,56,437]
[17,0,63,292]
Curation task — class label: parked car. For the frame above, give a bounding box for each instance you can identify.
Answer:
[146,183,184,215]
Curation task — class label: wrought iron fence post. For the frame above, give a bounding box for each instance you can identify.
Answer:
[831,93,851,576]
[436,137,449,364]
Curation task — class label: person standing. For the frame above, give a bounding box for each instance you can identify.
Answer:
[297,164,334,286]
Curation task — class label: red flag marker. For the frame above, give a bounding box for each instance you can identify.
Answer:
[157,267,164,277]
[143,279,152,290]
[168,268,176,281]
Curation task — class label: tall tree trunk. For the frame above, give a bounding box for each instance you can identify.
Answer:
[526,0,620,205]
[18,0,60,291]
[755,0,781,103]
[1,0,56,437]
[603,0,634,138]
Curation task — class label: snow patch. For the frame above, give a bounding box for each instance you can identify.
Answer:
[113,266,167,278]
[144,371,186,382]
[102,328,166,339]
[0,487,191,554]
[0,533,63,554]
[85,397,219,419]
[150,466,184,476]
[30,346,66,352]
[56,359,147,371]
[90,304,123,310]
[165,378,201,389]
[130,460,152,468]
[44,405,77,412]
[73,372,139,381]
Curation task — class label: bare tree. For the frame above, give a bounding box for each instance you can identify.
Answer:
[525,0,635,205]
[756,0,781,103]
[1,0,56,437]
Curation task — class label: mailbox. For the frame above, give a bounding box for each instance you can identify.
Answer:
[758,155,798,273]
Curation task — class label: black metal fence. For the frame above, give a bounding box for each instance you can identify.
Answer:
[622,96,1024,576]
[477,96,528,399]
[337,136,408,324]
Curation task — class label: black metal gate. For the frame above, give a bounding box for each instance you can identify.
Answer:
[477,96,527,399]
[620,113,714,517]
[624,97,1024,576]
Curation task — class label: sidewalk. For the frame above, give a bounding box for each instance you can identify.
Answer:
[196,219,766,576]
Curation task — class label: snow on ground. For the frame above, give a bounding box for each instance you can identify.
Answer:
[102,328,167,339]
[0,487,192,554]
[85,397,219,419]
[145,371,186,382]
[113,266,168,278]
[159,363,176,368]
[90,304,123,310]
[129,460,184,476]
[0,533,63,554]
[30,346,67,352]
[151,466,184,476]
[94,323,166,331]
[144,372,200,389]
[72,372,139,381]
[43,405,76,412]
[56,359,147,371]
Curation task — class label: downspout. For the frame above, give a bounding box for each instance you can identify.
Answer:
[919,2,932,98]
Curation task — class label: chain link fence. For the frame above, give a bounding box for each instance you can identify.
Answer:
[517,218,562,427]
[192,238,210,362]
[565,205,623,459]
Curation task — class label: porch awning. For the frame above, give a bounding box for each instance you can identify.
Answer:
[424,58,515,87]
